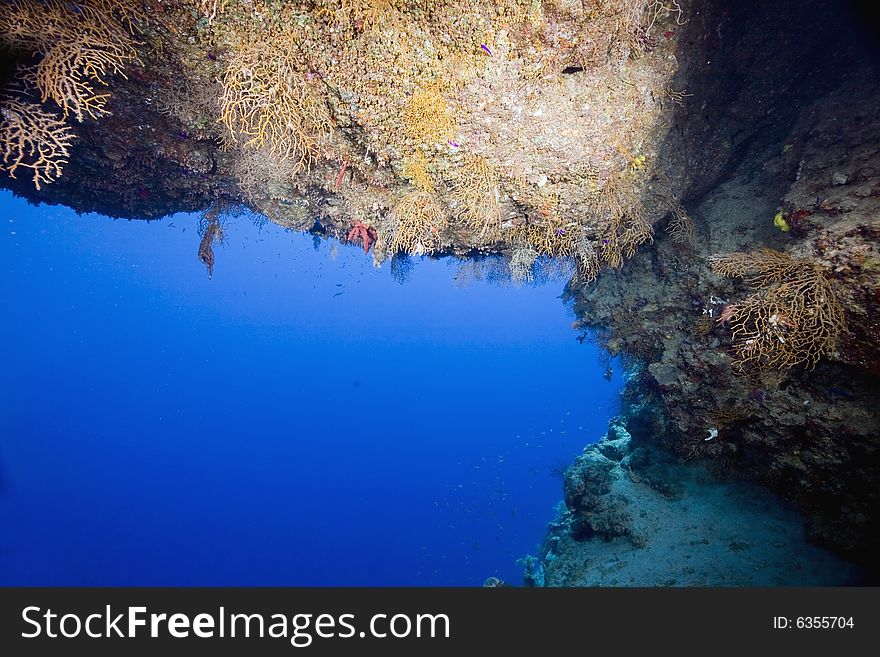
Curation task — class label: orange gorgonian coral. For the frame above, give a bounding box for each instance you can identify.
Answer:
[0,0,141,122]
[709,249,846,371]
[0,97,75,190]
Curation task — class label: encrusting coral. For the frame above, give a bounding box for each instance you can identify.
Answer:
[0,0,695,277]
[182,0,690,275]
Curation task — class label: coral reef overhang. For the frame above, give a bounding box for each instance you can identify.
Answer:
[2,0,879,575]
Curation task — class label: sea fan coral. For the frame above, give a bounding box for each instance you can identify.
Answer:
[710,250,846,371]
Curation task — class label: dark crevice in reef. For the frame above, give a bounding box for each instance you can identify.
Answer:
[557,0,880,581]
[2,0,879,584]
[658,0,880,207]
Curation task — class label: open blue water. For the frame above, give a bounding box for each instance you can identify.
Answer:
[0,191,621,585]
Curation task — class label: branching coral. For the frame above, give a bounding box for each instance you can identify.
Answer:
[507,186,583,257]
[33,42,126,122]
[509,218,569,257]
[388,189,447,255]
[193,0,230,23]
[0,0,141,189]
[231,146,304,207]
[643,0,688,35]
[710,249,846,371]
[451,154,501,240]
[402,151,436,193]
[154,76,223,139]
[573,230,601,283]
[0,97,74,190]
[220,41,332,176]
[510,245,538,283]
[1,0,141,52]
[313,0,396,34]
[592,172,653,268]
[710,248,802,286]
[0,0,141,122]
[503,180,601,282]
[664,196,696,245]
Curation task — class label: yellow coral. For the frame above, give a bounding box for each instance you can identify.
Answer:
[451,154,501,240]
[389,189,447,255]
[773,211,791,232]
[402,151,435,193]
[220,41,332,175]
[402,83,455,146]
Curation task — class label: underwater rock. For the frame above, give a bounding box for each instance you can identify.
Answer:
[561,0,880,564]
[647,362,679,388]
[596,425,630,461]
[0,0,692,264]
[482,577,510,588]
[519,555,546,588]
[530,413,869,586]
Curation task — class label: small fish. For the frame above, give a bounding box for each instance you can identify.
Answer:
[333,291,344,298]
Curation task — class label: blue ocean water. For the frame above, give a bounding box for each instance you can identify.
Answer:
[0,191,621,585]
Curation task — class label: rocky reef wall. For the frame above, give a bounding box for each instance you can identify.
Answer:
[563,0,880,564]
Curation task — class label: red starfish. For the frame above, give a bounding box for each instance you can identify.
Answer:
[347,219,376,254]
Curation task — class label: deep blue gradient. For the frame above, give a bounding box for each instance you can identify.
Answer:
[0,191,621,585]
